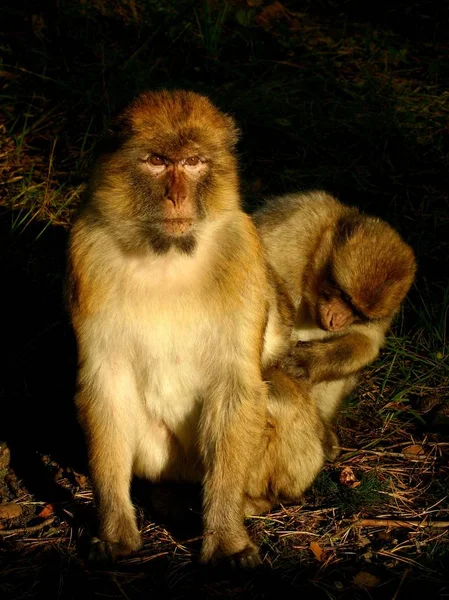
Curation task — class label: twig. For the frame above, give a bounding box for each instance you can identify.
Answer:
[392,568,411,600]
[0,516,56,536]
[355,518,449,529]
[338,447,435,461]
[278,531,320,538]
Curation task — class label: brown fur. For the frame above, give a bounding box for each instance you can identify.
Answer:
[254,190,416,454]
[245,367,325,515]
[67,91,325,568]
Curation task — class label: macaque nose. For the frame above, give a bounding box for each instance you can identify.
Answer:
[166,178,188,209]
[166,189,187,208]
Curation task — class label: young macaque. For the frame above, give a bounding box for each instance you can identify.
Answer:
[254,191,417,456]
[66,90,325,569]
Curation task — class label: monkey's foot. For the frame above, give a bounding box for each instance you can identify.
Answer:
[88,533,142,567]
[243,496,273,517]
[201,535,262,569]
[227,545,262,569]
[324,429,341,461]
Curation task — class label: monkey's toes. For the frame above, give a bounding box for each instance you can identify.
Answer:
[228,545,262,569]
[87,534,142,567]
[325,429,341,461]
[88,538,117,567]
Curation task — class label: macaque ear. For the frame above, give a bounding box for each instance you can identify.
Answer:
[221,114,240,150]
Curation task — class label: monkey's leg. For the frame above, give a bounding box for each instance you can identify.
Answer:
[77,387,142,565]
[311,376,357,439]
[199,377,266,568]
[245,368,326,512]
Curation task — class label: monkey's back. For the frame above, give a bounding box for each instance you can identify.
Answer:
[253,190,348,304]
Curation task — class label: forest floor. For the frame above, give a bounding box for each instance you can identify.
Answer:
[1,1,448,598]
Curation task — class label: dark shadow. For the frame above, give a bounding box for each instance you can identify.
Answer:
[0,210,86,502]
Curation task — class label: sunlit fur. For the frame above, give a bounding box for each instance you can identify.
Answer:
[254,190,416,458]
[67,91,326,568]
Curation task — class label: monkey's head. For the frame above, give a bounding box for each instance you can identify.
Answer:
[91,89,240,254]
[306,213,416,332]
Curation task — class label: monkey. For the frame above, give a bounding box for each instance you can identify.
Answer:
[253,190,417,457]
[67,89,327,569]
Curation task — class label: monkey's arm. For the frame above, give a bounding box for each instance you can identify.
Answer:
[199,218,269,567]
[199,366,266,567]
[281,329,387,383]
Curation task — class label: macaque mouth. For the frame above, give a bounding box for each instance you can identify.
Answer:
[162,218,194,236]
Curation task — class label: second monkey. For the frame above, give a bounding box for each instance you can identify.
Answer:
[254,190,416,456]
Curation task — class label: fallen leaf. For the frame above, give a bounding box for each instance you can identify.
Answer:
[339,466,361,488]
[310,541,324,562]
[38,504,55,519]
[0,503,22,520]
[255,2,287,28]
[353,571,380,589]
[402,445,424,456]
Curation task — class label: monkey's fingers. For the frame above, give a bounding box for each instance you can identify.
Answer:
[295,340,313,348]
[279,354,309,379]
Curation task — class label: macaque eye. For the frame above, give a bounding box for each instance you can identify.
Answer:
[149,155,165,166]
[340,291,353,306]
[185,156,200,166]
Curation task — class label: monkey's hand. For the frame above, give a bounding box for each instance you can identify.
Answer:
[279,341,315,380]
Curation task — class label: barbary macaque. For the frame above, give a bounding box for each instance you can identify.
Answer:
[66,90,326,568]
[254,191,417,456]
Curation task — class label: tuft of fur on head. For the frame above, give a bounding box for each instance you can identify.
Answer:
[331,213,416,319]
[117,89,239,155]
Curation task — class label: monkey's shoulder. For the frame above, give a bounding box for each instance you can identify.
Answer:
[212,212,269,281]
[220,211,264,252]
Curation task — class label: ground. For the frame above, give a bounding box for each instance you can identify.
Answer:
[0,1,448,598]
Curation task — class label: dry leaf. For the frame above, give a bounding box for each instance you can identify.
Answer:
[38,504,55,519]
[339,466,361,488]
[0,503,22,520]
[255,2,287,28]
[353,571,381,589]
[310,541,324,562]
[402,444,424,456]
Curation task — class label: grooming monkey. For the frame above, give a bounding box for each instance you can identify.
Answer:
[254,191,417,456]
[66,90,326,568]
